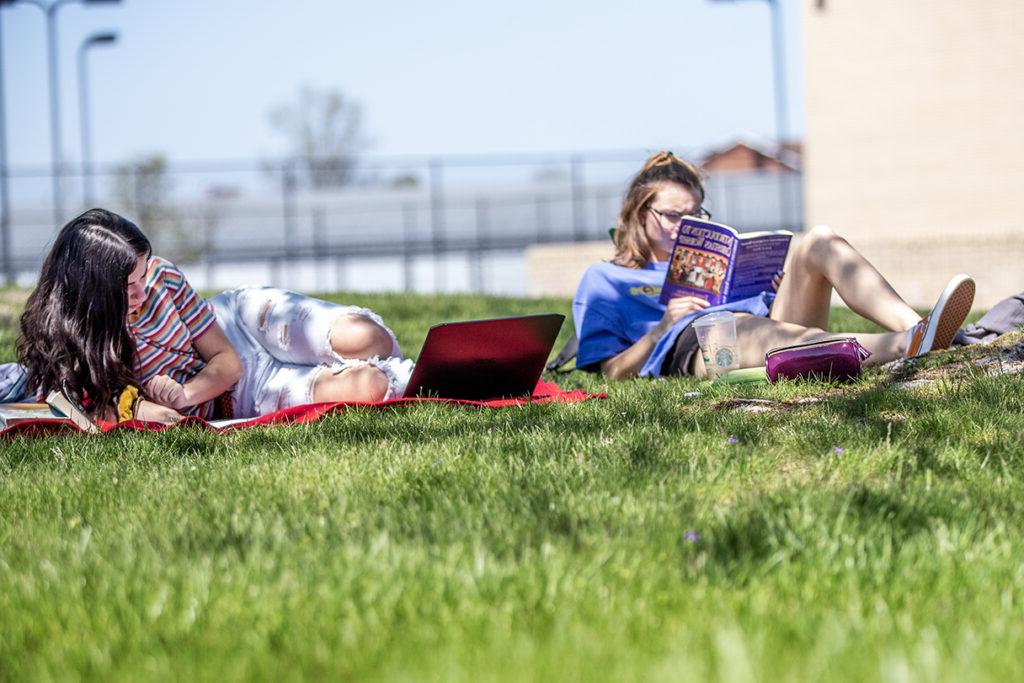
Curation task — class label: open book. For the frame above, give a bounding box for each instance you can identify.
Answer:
[0,392,101,433]
[0,403,66,428]
[46,390,101,433]
[659,217,793,307]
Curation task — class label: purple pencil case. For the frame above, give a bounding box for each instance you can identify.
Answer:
[765,337,871,383]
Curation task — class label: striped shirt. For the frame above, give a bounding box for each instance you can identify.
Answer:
[128,257,217,418]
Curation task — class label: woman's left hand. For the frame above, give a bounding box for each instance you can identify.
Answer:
[144,374,190,410]
[771,269,785,292]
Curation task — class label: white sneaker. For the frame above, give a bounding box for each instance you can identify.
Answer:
[905,274,976,358]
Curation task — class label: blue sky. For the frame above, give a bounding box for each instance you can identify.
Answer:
[2,0,804,168]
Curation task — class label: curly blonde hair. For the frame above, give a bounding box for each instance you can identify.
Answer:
[612,151,705,269]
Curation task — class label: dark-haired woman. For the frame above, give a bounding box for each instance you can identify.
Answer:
[18,209,411,424]
[573,151,976,379]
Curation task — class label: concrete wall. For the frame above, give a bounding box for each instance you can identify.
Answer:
[525,241,614,298]
[802,0,1024,308]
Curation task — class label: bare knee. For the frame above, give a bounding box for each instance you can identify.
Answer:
[344,365,390,402]
[313,364,390,403]
[329,314,394,360]
[800,224,846,259]
[805,224,838,244]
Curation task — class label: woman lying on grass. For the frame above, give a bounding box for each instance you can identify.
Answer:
[573,151,977,379]
[17,209,412,424]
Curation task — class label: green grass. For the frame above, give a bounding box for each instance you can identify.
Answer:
[1,291,1023,681]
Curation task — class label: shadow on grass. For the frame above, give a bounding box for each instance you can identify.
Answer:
[711,358,1024,476]
[694,482,962,582]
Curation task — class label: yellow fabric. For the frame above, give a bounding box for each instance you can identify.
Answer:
[116,385,140,423]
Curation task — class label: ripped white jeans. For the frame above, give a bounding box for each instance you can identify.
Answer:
[210,286,413,417]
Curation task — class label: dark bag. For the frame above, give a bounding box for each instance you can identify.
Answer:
[765,337,871,383]
[546,333,579,373]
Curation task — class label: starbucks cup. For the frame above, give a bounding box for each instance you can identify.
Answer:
[692,311,740,380]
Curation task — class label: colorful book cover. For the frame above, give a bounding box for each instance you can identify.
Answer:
[659,217,792,307]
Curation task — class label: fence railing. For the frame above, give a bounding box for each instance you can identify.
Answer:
[0,149,804,294]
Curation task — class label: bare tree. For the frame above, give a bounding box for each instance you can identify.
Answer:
[269,86,367,189]
[111,153,202,262]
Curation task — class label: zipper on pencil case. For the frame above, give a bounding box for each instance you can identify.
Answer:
[764,336,860,357]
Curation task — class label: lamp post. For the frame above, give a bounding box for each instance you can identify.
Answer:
[77,30,115,207]
[0,6,12,283]
[708,0,792,225]
[2,0,120,229]
[708,0,788,145]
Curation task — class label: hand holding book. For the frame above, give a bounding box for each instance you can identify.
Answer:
[651,294,710,342]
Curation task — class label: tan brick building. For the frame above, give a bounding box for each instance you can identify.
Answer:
[803,0,1024,307]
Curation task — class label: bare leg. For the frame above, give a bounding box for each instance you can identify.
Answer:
[312,364,390,403]
[329,313,395,360]
[690,315,906,379]
[771,225,920,332]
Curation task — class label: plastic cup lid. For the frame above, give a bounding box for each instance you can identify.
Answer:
[691,311,735,327]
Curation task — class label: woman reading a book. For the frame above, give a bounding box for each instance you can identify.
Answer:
[573,151,976,379]
[17,209,412,424]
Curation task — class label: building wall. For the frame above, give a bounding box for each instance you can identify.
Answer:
[525,241,614,298]
[803,0,1024,308]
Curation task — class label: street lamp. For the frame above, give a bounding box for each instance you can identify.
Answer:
[77,30,116,207]
[708,0,793,226]
[0,6,12,283]
[1,0,121,229]
[708,0,789,145]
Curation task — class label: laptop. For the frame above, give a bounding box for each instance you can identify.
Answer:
[403,313,565,400]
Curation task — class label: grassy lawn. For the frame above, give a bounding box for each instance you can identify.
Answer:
[1,290,1023,681]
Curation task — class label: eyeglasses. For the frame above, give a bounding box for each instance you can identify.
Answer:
[649,206,712,225]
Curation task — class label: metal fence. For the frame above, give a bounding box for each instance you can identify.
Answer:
[0,149,803,294]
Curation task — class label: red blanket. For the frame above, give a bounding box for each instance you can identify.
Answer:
[1,380,605,439]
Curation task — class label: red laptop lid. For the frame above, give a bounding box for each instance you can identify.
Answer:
[404,314,565,400]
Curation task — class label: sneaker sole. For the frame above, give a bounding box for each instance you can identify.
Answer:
[922,275,975,353]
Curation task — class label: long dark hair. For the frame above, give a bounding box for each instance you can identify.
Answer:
[18,209,151,411]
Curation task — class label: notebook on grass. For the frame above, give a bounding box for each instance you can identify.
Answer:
[404,314,565,400]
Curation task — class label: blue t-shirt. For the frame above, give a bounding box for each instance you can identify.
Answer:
[572,260,774,377]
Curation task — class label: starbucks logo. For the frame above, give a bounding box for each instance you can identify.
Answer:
[715,347,735,367]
